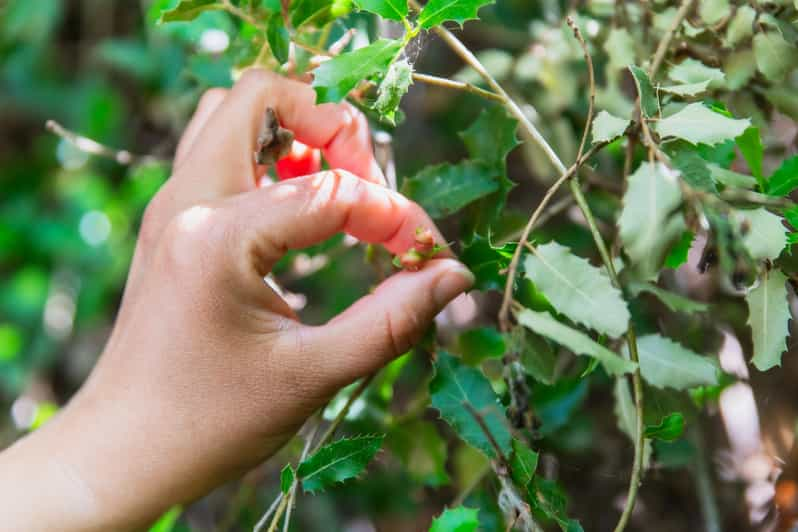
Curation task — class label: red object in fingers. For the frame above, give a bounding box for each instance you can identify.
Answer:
[276,141,322,180]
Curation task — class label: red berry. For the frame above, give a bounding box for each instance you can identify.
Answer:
[414,227,435,253]
[276,141,322,180]
[399,248,425,271]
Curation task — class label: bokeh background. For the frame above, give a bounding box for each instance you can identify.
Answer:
[3,1,798,531]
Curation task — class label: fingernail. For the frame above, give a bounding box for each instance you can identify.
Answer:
[433,264,475,307]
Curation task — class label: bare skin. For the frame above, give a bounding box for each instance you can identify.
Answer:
[0,70,473,532]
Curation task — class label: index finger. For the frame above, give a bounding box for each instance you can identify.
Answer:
[183,69,384,196]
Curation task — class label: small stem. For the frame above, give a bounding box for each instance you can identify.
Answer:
[315,374,374,451]
[463,403,510,468]
[45,120,160,166]
[566,16,595,162]
[649,0,695,77]
[264,496,289,532]
[412,73,504,102]
[253,493,284,532]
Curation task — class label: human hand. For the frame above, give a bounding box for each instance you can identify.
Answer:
[0,70,473,531]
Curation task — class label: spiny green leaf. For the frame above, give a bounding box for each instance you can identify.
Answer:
[628,281,709,314]
[158,0,221,23]
[523,241,630,338]
[591,110,630,143]
[429,506,479,532]
[510,438,538,490]
[460,105,520,167]
[311,39,402,103]
[529,477,584,532]
[738,208,787,262]
[417,0,494,29]
[747,269,790,371]
[670,146,717,193]
[401,161,499,218]
[296,434,384,493]
[753,31,798,82]
[280,464,294,494]
[266,14,290,64]
[517,309,636,376]
[629,65,658,118]
[618,162,686,280]
[374,58,413,125]
[736,127,763,181]
[644,412,685,441]
[457,326,505,365]
[632,334,719,390]
[655,103,751,146]
[664,230,695,269]
[511,326,556,385]
[765,155,798,197]
[429,351,512,459]
[459,234,514,291]
[354,0,407,20]
[290,0,334,28]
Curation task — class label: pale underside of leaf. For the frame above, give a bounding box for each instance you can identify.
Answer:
[524,241,630,338]
[516,309,636,376]
[591,110,630,143]
[739,208,787,262]
[654,103,751,146]
[747,270,791,371]
[632,334,718,390]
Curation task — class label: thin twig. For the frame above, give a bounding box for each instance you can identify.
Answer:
[566,16,595,162]
[315,374,374,450]
[281,423,319,532]
[649,0,695,77]
[497,142,606,332]
[253,493,284,532]
[412,73,504,102]
[500,193,576,244]
[45,120,160,166]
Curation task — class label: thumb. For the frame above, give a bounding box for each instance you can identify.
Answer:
[301,259,474,385]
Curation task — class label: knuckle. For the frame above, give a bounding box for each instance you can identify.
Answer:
[158,203,230,271]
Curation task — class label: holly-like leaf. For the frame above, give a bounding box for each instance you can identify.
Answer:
[655,103,751,146]
[280,464,294,494]
[765,155,798,197]
[417,0,494,29]
[738,208,787,262]
[311,39,402,103]
[459,234,514,291]
[429,506,479,532]
[753,31,798,82]
[618,162,686,280]
[374,58,413,125]
[662,58,725,96]
[628,281,709,314]
[429,351,512,459]
[670,146,717,193]
[354,0,407,20]
[591,110,630,143]
[517,309,636,376]
[158,0,221,23]
[510,438,538,490]
[296,434,384,493]
[644,412,685,441]
[290,0,334,28]
[460,105,520,167]
[523,241,630,338]
[511,326,556,385]
[529,477,584,532]
[629,66,658,118]
[736,127,763,181]
[664,230,695,269]
[401,161,499,218]
[747,269,791,371]
[267,14,290,64]
[632,334,718,390]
